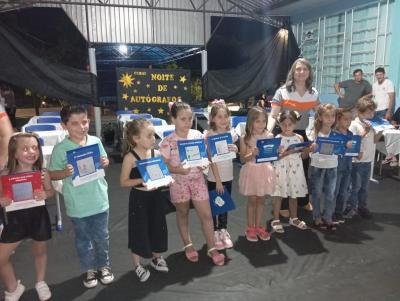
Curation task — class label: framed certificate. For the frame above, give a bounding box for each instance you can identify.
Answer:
[177,138,209,168]
[286,141,312,152]
[256,138,281,163]
[316,136,345,155]
[136,157,173,190]
[367,117,394,132]
[344,135,361,157]
[66,144,105,187]
[207,133,236,163]
[209,188,236,216]
[1,171,45,212]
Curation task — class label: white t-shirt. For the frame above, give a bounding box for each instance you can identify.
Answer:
[205,129,238,182]
[373,79,394,111]
[349,117,375,163]
[308,130,338,169]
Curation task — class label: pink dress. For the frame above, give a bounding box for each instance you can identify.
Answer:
[239,132,276,197]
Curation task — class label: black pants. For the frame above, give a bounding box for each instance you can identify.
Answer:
[207,180,232,230]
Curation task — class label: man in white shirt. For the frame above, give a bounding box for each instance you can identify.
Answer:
[372,67,395,120]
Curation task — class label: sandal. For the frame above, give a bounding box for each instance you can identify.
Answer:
[271,220,285,233]
[289,217,307,230]
[183,243,199,263]
[207,247,225,266]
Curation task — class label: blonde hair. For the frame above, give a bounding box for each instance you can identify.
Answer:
[356,96,376,113]
[244,107,268,145]
[314,103,336,135]
[285,58,314,94]
[122,119,152,156]
[209,103,231,132]
[7,132,43,174]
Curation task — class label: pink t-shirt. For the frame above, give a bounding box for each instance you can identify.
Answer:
[159,129,204,177]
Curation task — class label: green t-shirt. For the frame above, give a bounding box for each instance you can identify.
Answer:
[48,135,109,218]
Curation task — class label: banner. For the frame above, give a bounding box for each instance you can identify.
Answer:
[116,67,191,118]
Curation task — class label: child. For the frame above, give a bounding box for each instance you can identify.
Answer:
[308,103,338,230]
[120,119,168,282]
[333,108,354,223]
[48,105,114,288]
[159,102,225,266]
[344,97,383,219]
[0,133,54,301]
[271,111,308,233]
[204,101,238,249]
[239,107,276,242]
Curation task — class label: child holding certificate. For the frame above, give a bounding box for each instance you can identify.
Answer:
[308,104,338,230]
[204,100,238,250]
[48,105,114,289]
[120,119,169,282]
[0,133,54,301]
[160,102,225,266]
[239,107,276,242]
[271,111,308,233]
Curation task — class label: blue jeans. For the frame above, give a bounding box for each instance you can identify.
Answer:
[70,210,110,272]
[334,157,352,214]
[348,162,371,210]
[374,109,387,119]
[310,166,337,223]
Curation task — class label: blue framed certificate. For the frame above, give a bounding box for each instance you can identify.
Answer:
[209,188,236,216]
[316,136,345,155]
[177,138,209,168]
[367,117,393,131]
[66,144,105,187]
[136,157,173,190]
[344,135,361,157]
[207,133,236,163]
[256,138,281,163]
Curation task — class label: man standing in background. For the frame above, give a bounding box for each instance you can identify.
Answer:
[372,67,395,119]
[0,84,16,128]
[334,69,372,110]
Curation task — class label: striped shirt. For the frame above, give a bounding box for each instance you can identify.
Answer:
[272,86,319,130]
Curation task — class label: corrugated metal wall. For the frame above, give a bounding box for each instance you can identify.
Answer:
[39,0,244,45]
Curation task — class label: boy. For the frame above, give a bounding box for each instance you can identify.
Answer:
[344,97,383,219]
[49,105,114,288]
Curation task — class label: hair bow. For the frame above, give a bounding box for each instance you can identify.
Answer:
[212,99,225,105]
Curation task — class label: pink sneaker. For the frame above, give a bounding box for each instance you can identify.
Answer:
[245,227,258,242]
[214,230,224,250]
[220,229,233,249]
[256,227,271,241]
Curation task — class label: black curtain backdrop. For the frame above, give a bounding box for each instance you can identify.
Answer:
[204,17,300,101]
[0,24,97,104]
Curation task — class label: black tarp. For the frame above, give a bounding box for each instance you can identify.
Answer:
[204,17,300,101]
[0,23,97,104]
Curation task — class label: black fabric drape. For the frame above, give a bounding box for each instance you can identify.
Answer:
[204,17,300,101]
[0,24,97,104]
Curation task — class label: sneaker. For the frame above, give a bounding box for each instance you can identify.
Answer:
[4,280,25,301]
[98,266,114,285]
[150,256,169,273]
[358,207,372,219]
[332,213,345,224]
[35,281,51,301]
[214,230,225,250]
[343,207,357,219]
[245,227,258,242]
[135,264,150,282]
[255,227,271,241]
[83,269,98,288]
[219,229,233,249]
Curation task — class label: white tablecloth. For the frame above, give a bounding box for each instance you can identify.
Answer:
[382,129,400,155]
[33,130,66,146]
[42,145,63,193]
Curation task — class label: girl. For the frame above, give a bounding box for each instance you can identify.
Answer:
[120,119,169,282]
[160,102,225,266]
[333,108,353,223]
[239,107,276,242]
[271,111,308,233]
[204,100,238,250]
[0,133,54,301]
[308,104,338,230]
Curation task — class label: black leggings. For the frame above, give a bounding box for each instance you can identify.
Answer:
[207,181,232,230]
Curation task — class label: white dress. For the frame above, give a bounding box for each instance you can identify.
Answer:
[272,134,308,198]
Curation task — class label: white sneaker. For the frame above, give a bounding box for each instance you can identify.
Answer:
[135,264,150,282]
[214,230,224,250]
[220,229,233,249]
[150,256,169,273]
[98,266,114,285]
[4,280,25,301]
[82,269,98,288]
[35,281,52,301]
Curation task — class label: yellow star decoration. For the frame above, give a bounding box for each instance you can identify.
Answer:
[136,81,141,85]
[146,84,151,89]
[183,86,188,91]
[173,85,177,89]
[25,88,32,96]
[133,108,140,114]
[119,73,134,88]
[179,75,187,84]
[122,93,129,100]
[158,107,165,115]
[147,108,152,112]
